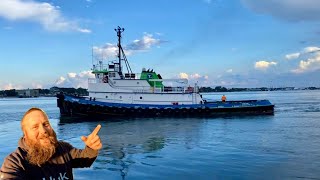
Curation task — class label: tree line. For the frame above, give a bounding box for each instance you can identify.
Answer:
[0,87,88,97]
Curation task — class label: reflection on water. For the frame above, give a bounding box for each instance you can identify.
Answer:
[143,137,165,152]
[57,117,205,179]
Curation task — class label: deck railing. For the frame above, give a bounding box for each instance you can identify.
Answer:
[88,78,197,93]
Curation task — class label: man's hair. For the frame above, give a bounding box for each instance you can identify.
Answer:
[21,107,49,132]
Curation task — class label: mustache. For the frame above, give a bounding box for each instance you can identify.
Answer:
[37,130,57,139]
[38,134,50,139]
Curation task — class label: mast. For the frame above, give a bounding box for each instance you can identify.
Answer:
[115,26,124,74]
[114,26,133,76]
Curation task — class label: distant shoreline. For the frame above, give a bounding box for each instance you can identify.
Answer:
[1,88,319,99]
[1,86,320,98]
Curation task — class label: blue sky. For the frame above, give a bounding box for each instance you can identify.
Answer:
[1,0,320,90]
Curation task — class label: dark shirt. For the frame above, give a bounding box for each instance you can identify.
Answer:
[0,138,98,180]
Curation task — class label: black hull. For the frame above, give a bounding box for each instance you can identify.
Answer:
[57,95,274,118]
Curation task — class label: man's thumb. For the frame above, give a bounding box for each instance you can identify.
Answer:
[81,136,87,142]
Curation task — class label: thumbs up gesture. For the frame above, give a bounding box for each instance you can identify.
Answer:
[81,124,102,150]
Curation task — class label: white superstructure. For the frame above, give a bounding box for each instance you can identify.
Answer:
[88,26,203,105]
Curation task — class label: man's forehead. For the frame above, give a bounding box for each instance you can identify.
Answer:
[24,110,49,124]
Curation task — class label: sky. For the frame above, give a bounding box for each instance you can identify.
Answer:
[1,0,320,90]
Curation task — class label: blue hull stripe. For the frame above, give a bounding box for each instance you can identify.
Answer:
[64,95,273,109]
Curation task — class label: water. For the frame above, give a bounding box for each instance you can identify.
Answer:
[0,90,320,179]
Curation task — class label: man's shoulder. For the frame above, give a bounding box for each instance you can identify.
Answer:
[57,140,74,151]
[1,147,27,172]
[3,147,27,162]
[58,140,72,146]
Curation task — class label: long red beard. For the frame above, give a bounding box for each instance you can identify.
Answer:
[25,131,58,166]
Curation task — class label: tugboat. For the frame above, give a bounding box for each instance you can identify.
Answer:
[57,26,274,117]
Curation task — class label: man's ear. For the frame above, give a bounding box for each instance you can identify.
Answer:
[23,130,27,138]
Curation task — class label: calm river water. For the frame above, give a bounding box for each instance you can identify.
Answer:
[0,90,319,179]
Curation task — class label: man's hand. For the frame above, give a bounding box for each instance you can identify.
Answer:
[81,124,102,150]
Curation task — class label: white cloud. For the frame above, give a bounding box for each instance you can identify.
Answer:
[242,0,320,22]
[127,33,164,51]
[285,46,320,60]
[67,73,77,78]
[0,82,44,90]
[78,28,91,33]
[0,83,23,90]
[303,46,320,53]
[179,72,189,79]
[292,52,320,73]
[226,69,233,73]
[54,70,94,88]
[0,0,91,33]
[190,73,201,79]
[93,33,166,60]
[285,53,300,60]
[93,43,118,60]
[55,76,66,85]
[255,60,277,70]
[177,72,209,85]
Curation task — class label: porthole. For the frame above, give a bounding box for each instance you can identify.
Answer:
[140,97,142,99]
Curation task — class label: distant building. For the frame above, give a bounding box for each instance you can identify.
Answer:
[284,87,295,91]
[16,89,39,98]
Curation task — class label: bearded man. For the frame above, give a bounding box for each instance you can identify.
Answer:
[0,107,102,180]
